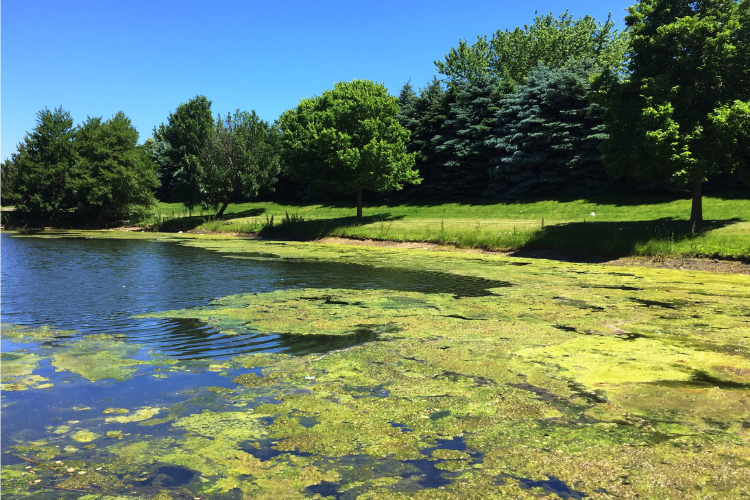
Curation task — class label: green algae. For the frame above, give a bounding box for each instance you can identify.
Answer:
[103,408,130,414]
[51,337,147,382]
[4,231,750,499]
[71,430,100,443]
[0,323,78,341]
[105,407,162,424]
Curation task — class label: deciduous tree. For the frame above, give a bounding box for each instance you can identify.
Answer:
[200,110,281,218]
[597,0,750,222]
[280,80,419,219]
[73,112,159,221]
[436,11,627,86]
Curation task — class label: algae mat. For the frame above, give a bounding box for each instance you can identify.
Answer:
[2,231,750,499]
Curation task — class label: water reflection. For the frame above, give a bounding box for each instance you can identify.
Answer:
[1,233,508,359]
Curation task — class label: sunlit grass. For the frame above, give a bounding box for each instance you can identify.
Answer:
[143,192,750,259]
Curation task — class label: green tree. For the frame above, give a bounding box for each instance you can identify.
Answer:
[199,110,281,218]
[436,11,628,86]
[72,112,159,221]
[6,108,158,223]
[153,95,214,206]
[597,0,750,221]
[430,74,508,198]
[2,159,19,203]
[5,107,76,218]
[280,80,419,219]
[487,62,611,197]
[396,78,453,196]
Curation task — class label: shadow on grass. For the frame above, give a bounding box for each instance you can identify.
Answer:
[259,213,404,241]
[308,188,748,210]
[514,218,741,260]
[156,208,266,232]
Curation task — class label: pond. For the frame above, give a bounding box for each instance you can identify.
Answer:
[1,232,506,359]
[2,231,749,499]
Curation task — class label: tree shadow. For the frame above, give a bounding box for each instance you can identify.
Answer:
[512,218,742,261]
[156,208,266,232]
[258,213,404,241]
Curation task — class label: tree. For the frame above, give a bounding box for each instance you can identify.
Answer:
[430,74,507,198]
[487,62,612,197]
[153,96,214,206]
[6,108,158,223]
[72,112,159,221]
[199,110,281,218]
[435,11,628,86]
[396,78,453,196]
[597,0,750,221]
[5,107,76,218]
[280,80,419,219]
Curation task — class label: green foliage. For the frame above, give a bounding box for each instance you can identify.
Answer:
[153,95,215,207]
[1,158,18,202]
[280,80,419,217]
[72,112,159,221]
[199,110,281,218]
[5,107,76,217]
[597,0,750,220]
[396,78,453,195]
[435,11,628,86]
[5,107,157,223]
[429,74,508,197]
[487,62,612,197]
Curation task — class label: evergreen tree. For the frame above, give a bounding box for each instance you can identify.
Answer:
[6,107,77,218]
[409,78,453,195]
[487,62,611,197]
[429,74,507,198]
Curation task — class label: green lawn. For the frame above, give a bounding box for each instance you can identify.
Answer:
[131,191,750,260]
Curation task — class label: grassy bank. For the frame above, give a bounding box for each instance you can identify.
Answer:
[147,192,750,260]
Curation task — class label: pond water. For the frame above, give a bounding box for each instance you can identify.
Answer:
[1,232,506,359]
[0,232,506,473]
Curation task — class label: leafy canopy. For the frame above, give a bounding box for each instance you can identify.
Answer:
[435,11,628,86]
[596,0,750,220]
[199,110,281,217]
[280,80,419,216]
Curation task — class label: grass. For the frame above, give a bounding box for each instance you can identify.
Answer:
[143,191,750,260]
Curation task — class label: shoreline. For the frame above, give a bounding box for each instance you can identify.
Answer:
[4,226,749,275]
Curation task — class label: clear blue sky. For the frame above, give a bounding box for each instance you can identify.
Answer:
[1,0,632,161]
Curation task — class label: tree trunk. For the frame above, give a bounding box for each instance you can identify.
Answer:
[690,179,703,223]
[356,189,363,220]
[216,201,230,219]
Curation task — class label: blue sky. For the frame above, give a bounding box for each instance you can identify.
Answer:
[1,0,633,161]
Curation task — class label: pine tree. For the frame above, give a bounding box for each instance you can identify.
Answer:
[487,62,612,197]
[409,79,453,196]
[429,75,507,198]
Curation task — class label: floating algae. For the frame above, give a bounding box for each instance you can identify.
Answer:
[3,232,750,498]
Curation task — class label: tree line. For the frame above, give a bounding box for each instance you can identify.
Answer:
[3,0,749,224]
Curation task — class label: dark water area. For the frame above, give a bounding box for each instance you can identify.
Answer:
[1,232,505,359]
